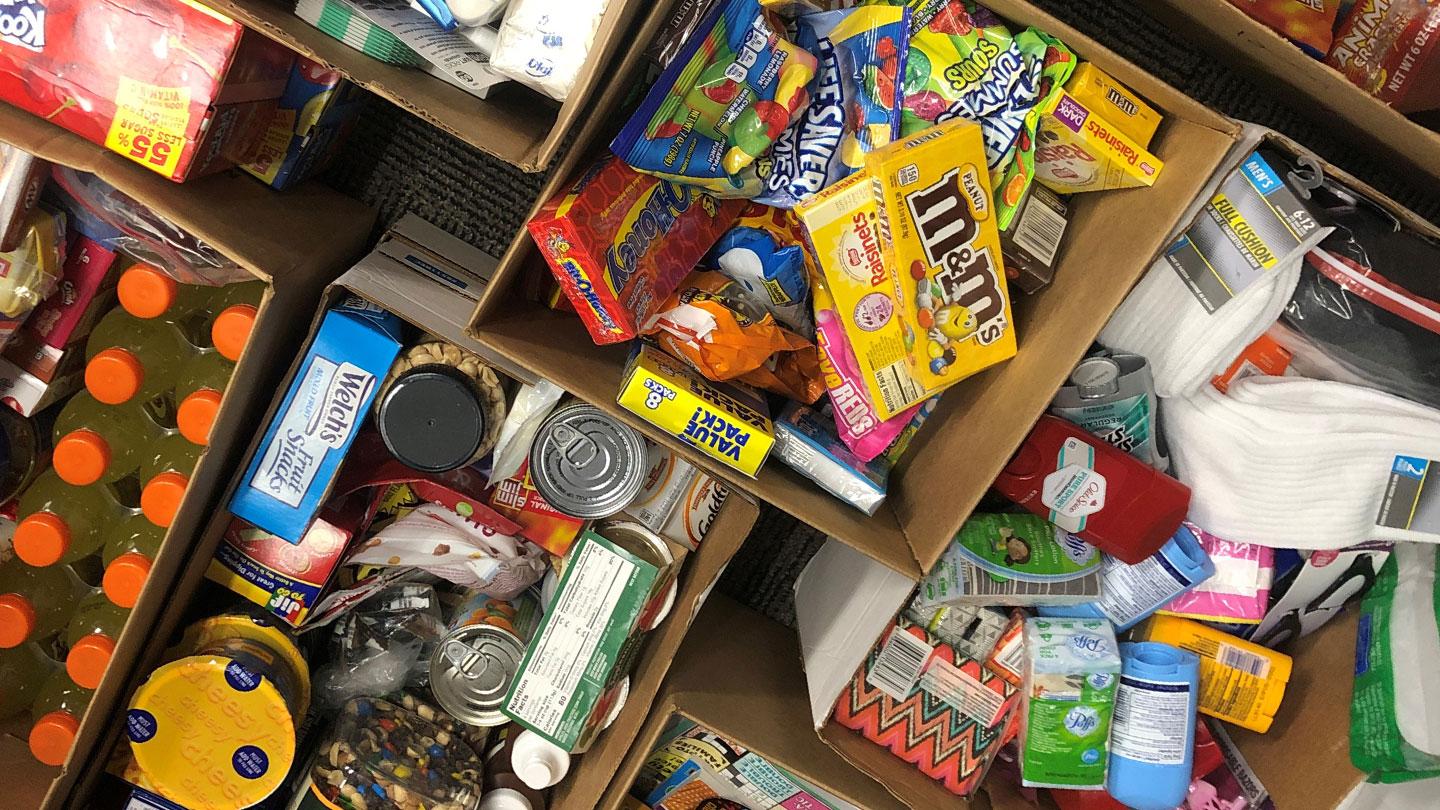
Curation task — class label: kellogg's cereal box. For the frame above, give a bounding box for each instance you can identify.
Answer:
[528,155,743,344]
[1034,89,1165,193]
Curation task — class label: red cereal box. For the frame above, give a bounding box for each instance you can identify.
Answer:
[0,0,294,181]
[527,154,743,344]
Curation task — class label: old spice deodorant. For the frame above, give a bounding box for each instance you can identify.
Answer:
[995,415,1189,564]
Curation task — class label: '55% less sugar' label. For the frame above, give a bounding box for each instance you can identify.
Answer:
[104,78,192,178]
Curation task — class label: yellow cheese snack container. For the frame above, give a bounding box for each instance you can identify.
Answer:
[1034,88,1165,193]
[1064,63,1163,147]
[867,119,1017,417]
[1133,614,1292,733]
[618,341,775,477]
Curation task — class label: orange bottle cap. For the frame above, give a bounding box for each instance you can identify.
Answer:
[29,710,79,767]
[117,264,179,319]
[177,388,223,446]
[0,594,37,648]
[66,634,117,690]
[14,511,72,567]
[53,429,112,486]
[212,304,258,362]
[103,552,154,608]
[86,348,145,405]
[141,472,188,528]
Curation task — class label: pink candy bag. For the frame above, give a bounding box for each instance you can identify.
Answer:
[1159,522,1274,624]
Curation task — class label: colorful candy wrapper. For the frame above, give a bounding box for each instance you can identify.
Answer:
[711,225,814,336]
[646,270,825,402]
[611,0,819,197]
[898,2,1075,229]
[755,6,909,208]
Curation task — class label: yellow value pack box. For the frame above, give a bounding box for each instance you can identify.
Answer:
[1034,88,1165,193]
[618,341,775,477]
[869,119,1017,416]
[1064,63,1162,147]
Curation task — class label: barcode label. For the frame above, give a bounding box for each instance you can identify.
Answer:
[1014,193,1068,267]
[920,657,1008,726]
[873,360,923,414]
[1217,642,1270,677]
[867,627,933,701]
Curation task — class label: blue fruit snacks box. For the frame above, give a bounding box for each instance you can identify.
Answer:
[241,56,365,190]
[229,296,403,543]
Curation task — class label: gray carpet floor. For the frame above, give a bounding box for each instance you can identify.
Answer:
[322,0,1440,627]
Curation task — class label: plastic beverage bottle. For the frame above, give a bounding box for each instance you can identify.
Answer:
[84,307,193,405]
[139,432,202,528]
[0,643,55,720]
[116,263,223,321]
[101,512,166,608]
[13,470,114,567]
[51,392,169,486]
[207,281,265,362]
[28,670,95,766]
[0,558,97,648]
[64,590,130,690]
[174,350,235,446]
[510,728,572,790]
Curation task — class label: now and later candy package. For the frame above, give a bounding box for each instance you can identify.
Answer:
[756,6,909,208]
[612,0,819,196]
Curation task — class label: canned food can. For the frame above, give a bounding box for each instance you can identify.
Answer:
[529,402,647,519]
[593,519,679,632]
[127,615,310,810]
[429,626,525,728]
[448,589,541,642]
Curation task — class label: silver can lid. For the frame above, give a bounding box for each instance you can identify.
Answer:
[1069,356,1122,399]
[530,403,647,519]
[428,625,525,727]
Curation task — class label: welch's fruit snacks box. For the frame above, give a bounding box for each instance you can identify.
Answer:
[229,297,402,542]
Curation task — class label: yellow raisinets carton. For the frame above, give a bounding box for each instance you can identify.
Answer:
[1034,88,1165,193]
[617,341,775,477]
[1064,63,1162,147]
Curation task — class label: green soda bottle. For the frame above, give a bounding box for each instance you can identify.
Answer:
[101,511,166,608]
[0,643,55,720]
[138,432,202,529]
[0,558,96,648]
[13,470,116,567]
[174,350,235,446]
[28,669,94,766]
[84,307,194,405]
[64,590,130,690]
[51,392,170,486]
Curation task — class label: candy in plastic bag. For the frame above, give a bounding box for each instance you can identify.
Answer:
[611,0,818,196]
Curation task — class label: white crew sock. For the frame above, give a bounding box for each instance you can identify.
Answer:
[1162,376,1440,549]
[1098,227,1332,398]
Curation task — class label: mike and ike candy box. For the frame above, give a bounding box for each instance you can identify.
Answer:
[796,118,1016,422]
[529,155,744,345]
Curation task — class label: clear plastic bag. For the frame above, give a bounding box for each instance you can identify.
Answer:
[312,582,447,711]
[50,166,249,285]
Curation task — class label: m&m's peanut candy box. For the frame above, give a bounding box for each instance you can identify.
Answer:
[528,155,743,345]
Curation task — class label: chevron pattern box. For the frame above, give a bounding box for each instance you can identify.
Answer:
[833,617,1021,796]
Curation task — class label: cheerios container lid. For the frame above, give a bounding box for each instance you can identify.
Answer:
[128,655,298,810]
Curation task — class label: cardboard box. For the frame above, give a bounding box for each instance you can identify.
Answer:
[0,0,295,181]
[469,0,1244,580]
[1141,0,1440,182]
[0,103,373,809]
[205,0,676,172]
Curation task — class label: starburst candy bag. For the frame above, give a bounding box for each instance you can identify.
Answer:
[755,6,909,208]
[612,0,818,197]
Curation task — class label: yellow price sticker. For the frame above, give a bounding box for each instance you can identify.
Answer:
[104,78,192,178]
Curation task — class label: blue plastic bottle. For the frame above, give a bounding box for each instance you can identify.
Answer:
[1106,642,1199,810]
[1038,524,1214,631]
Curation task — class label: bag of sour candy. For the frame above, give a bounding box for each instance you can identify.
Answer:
[754,5,909,208]
[897,1,1075,228]
[611,0,818,197]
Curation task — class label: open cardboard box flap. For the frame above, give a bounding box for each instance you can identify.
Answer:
[207,0,662,172]
[466,0,1244,579]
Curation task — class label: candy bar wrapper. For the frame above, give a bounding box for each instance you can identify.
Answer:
[755,6,909,208]
[611,0,819,196]
[646,270,825,403]
[710,224,815,336]
[1158,523,1274,624]
[347,503,548,599]
[833,618,1021,797]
